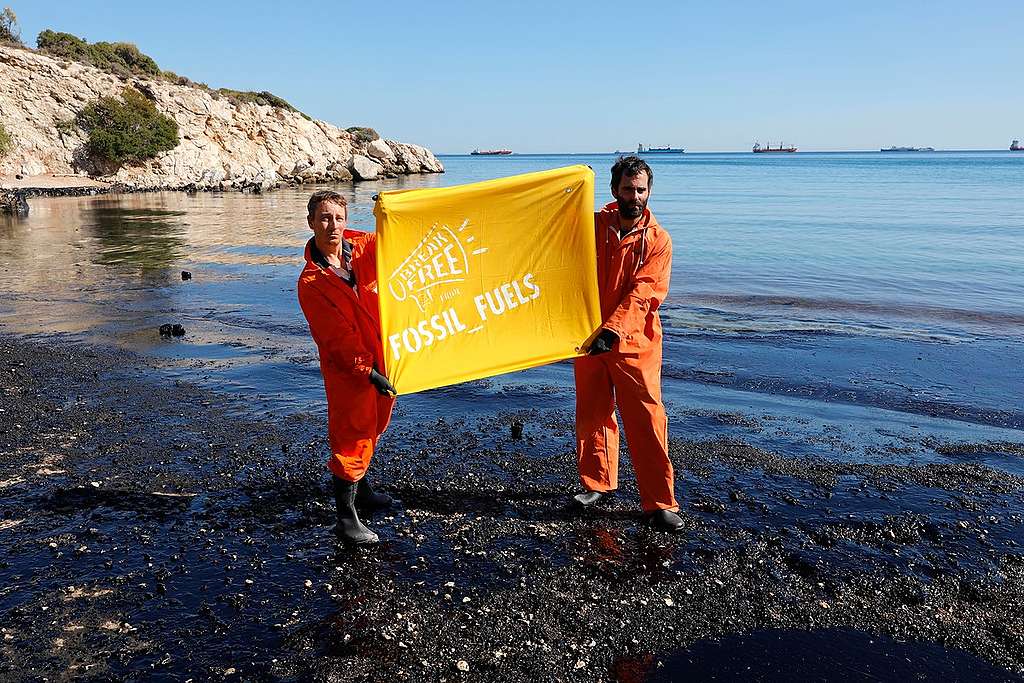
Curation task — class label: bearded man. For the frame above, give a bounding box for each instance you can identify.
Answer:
[572,156,683,531]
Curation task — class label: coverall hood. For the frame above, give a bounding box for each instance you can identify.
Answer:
[594,201,671,353]
[598,200,660,235]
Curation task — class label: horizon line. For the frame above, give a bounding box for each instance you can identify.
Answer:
[436,148,1021,156]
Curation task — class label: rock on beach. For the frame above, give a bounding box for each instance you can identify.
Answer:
[350,154,384,181]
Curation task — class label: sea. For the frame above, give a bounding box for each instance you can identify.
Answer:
[1,151,1022,469]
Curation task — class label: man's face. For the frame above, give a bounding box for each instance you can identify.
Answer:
[612,171,650,220]
[308,200,347,251]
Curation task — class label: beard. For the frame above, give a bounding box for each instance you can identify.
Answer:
[616,196,647,220]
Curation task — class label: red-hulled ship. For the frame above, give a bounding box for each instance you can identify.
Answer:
[753,142,797,153]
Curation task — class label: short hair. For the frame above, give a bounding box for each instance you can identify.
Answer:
[307,190,348,218]
[610,156,653,191]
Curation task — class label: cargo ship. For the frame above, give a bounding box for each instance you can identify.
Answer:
[753,142,797,153]
[881,146,935,152]
[470,149,512,155]
[635,143,684,154]
[1012,140,1022,151]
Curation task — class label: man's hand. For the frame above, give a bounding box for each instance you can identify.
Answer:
[369,369,397,396]
[587,329,618,355]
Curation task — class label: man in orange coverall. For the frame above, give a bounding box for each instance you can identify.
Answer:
[572,156,683,532]
[298,190,397,546]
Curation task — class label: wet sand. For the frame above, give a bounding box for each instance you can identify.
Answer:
[1,334,1023,681]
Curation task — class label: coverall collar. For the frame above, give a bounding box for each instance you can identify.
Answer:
[303,234,381,324]
[306,237,356,286]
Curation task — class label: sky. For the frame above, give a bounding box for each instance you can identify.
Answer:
[7,1,1024,153]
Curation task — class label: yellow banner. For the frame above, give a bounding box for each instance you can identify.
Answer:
[374,165,601,394]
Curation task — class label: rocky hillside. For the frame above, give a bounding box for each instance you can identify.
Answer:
[0,45,443,191]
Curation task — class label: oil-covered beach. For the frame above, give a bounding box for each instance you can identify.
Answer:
[2,151,1024,681]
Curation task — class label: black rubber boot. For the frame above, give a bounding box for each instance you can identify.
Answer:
[332,476,379,545]
[572,490,611,509]
[356,477,394,512]
[645,508,684,533]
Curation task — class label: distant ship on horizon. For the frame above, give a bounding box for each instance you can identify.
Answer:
[634,143,684,155]
[1012,140,1022,151]
[470,149,512,155]
[753,142,797,153]
[881,146,935,152]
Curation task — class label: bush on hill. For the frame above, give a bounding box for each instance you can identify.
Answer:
[1,7,22,46]
[55,117,77,137]
[161,70,200,88]
[215,88,299,112]
[34,29,310,119]
[158,76,305,116]
[76,88,179,166]
[346,127,380,144]
[0,122,12,157]
[36,30,160,77]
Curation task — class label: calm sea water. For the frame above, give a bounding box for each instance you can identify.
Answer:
[446,152,1024,337]
[1,151,1022,465]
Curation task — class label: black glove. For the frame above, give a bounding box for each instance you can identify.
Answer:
[369,369,397,396]
[587,329,618,355]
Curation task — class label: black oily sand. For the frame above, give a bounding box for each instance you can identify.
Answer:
[1,335,1023,682]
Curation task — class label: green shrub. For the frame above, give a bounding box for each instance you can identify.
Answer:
[76,88,179,165]
[0,7,21,46]
[161,69,195,87]
[216,88,299,112]
[55,117,77,136]
[0,122,12,157]
[33,28,310,119]
[346,127,379,144]
[37,30,160,76]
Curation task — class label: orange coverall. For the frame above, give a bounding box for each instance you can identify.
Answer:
[575,201,678,512]
[297,230,395,482]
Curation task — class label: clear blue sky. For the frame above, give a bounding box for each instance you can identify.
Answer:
[9,1,1024,153]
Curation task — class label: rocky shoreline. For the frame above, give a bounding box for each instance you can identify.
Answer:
[0,181,256,216]
[0,44,443,195]
[1,334,1023,681]
[0,169,394,215]
[1,180,113,215]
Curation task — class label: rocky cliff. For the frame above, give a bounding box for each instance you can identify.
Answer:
[0,45,443,191]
